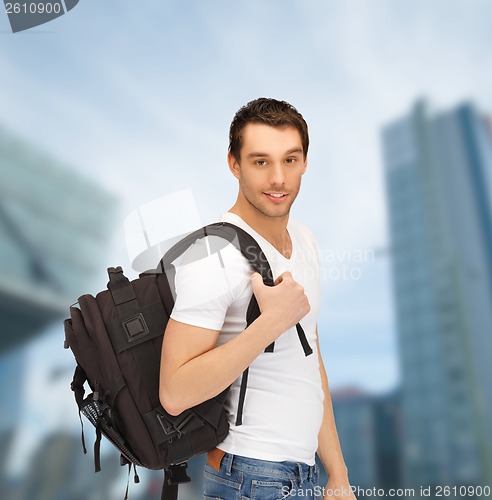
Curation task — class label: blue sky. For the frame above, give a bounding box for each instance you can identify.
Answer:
[2,0,492,474]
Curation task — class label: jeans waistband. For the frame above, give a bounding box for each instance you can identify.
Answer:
[221,452,318,485]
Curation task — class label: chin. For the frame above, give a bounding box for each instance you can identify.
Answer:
[257,204,292,218]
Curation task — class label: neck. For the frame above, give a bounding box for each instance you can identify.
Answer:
[229,196,291,257]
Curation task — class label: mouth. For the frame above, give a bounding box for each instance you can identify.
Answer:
[264,192,288,203]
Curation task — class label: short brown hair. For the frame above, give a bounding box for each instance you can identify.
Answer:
[229,98,309,161]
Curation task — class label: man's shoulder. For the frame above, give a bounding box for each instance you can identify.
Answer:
[172,234,251,309]
[177,234,249,271]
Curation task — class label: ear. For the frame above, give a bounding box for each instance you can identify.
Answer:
[228,152,241,180]
[301,155,308,175]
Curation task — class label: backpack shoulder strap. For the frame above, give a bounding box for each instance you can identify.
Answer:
[159,222,312,426]
[158,221,313,358]
[158,221,276,341]
[159,222,274,284]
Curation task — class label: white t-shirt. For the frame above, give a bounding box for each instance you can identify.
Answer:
[170,212,324,465]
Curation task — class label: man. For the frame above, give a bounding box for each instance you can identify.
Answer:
[159,98,355,499]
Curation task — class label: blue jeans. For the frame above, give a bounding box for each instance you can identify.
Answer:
[203,452,321,499]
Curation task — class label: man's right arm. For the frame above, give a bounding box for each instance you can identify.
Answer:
[159,271,309,416]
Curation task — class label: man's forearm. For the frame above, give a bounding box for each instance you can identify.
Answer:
[160,314,280,415]
[161,271,310,416]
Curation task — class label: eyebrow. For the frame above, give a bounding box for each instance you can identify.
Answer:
[246,147,303,159]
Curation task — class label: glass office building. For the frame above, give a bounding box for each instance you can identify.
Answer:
[331,387,401,491]
[382,100,492,491]
[0,124,118,352]
[0,124,118,496]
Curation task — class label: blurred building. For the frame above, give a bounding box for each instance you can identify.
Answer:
[0,124,117,352]
[382,100,492,491]
[0,124,117,497]
[331,386,401,490]
[0,347,24,496]
[0,347,24,430]
[14,432,121,500]
[373,389,402,490]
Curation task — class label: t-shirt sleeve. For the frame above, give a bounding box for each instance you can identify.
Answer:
[170,236,251,331]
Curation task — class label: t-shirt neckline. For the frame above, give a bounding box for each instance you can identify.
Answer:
[221,212,295,262]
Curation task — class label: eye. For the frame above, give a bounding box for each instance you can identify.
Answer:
[285,157,297,164]
[255,159,268,166]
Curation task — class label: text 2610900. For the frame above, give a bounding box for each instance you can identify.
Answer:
[5,2,62,14]
[435,485,491,497]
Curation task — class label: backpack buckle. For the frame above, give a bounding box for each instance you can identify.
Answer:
[175,413,194,433]
[156,414,181,440]
[166,463,191,485]
[123,313,149,342]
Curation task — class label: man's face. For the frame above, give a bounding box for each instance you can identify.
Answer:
[229,123,307,218]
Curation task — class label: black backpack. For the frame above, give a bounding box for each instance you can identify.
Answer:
[63,221,312,499]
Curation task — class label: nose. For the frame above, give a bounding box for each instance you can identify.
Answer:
[268,162,285,187]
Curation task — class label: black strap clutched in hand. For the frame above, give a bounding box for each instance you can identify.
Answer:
[159,222,313,427]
